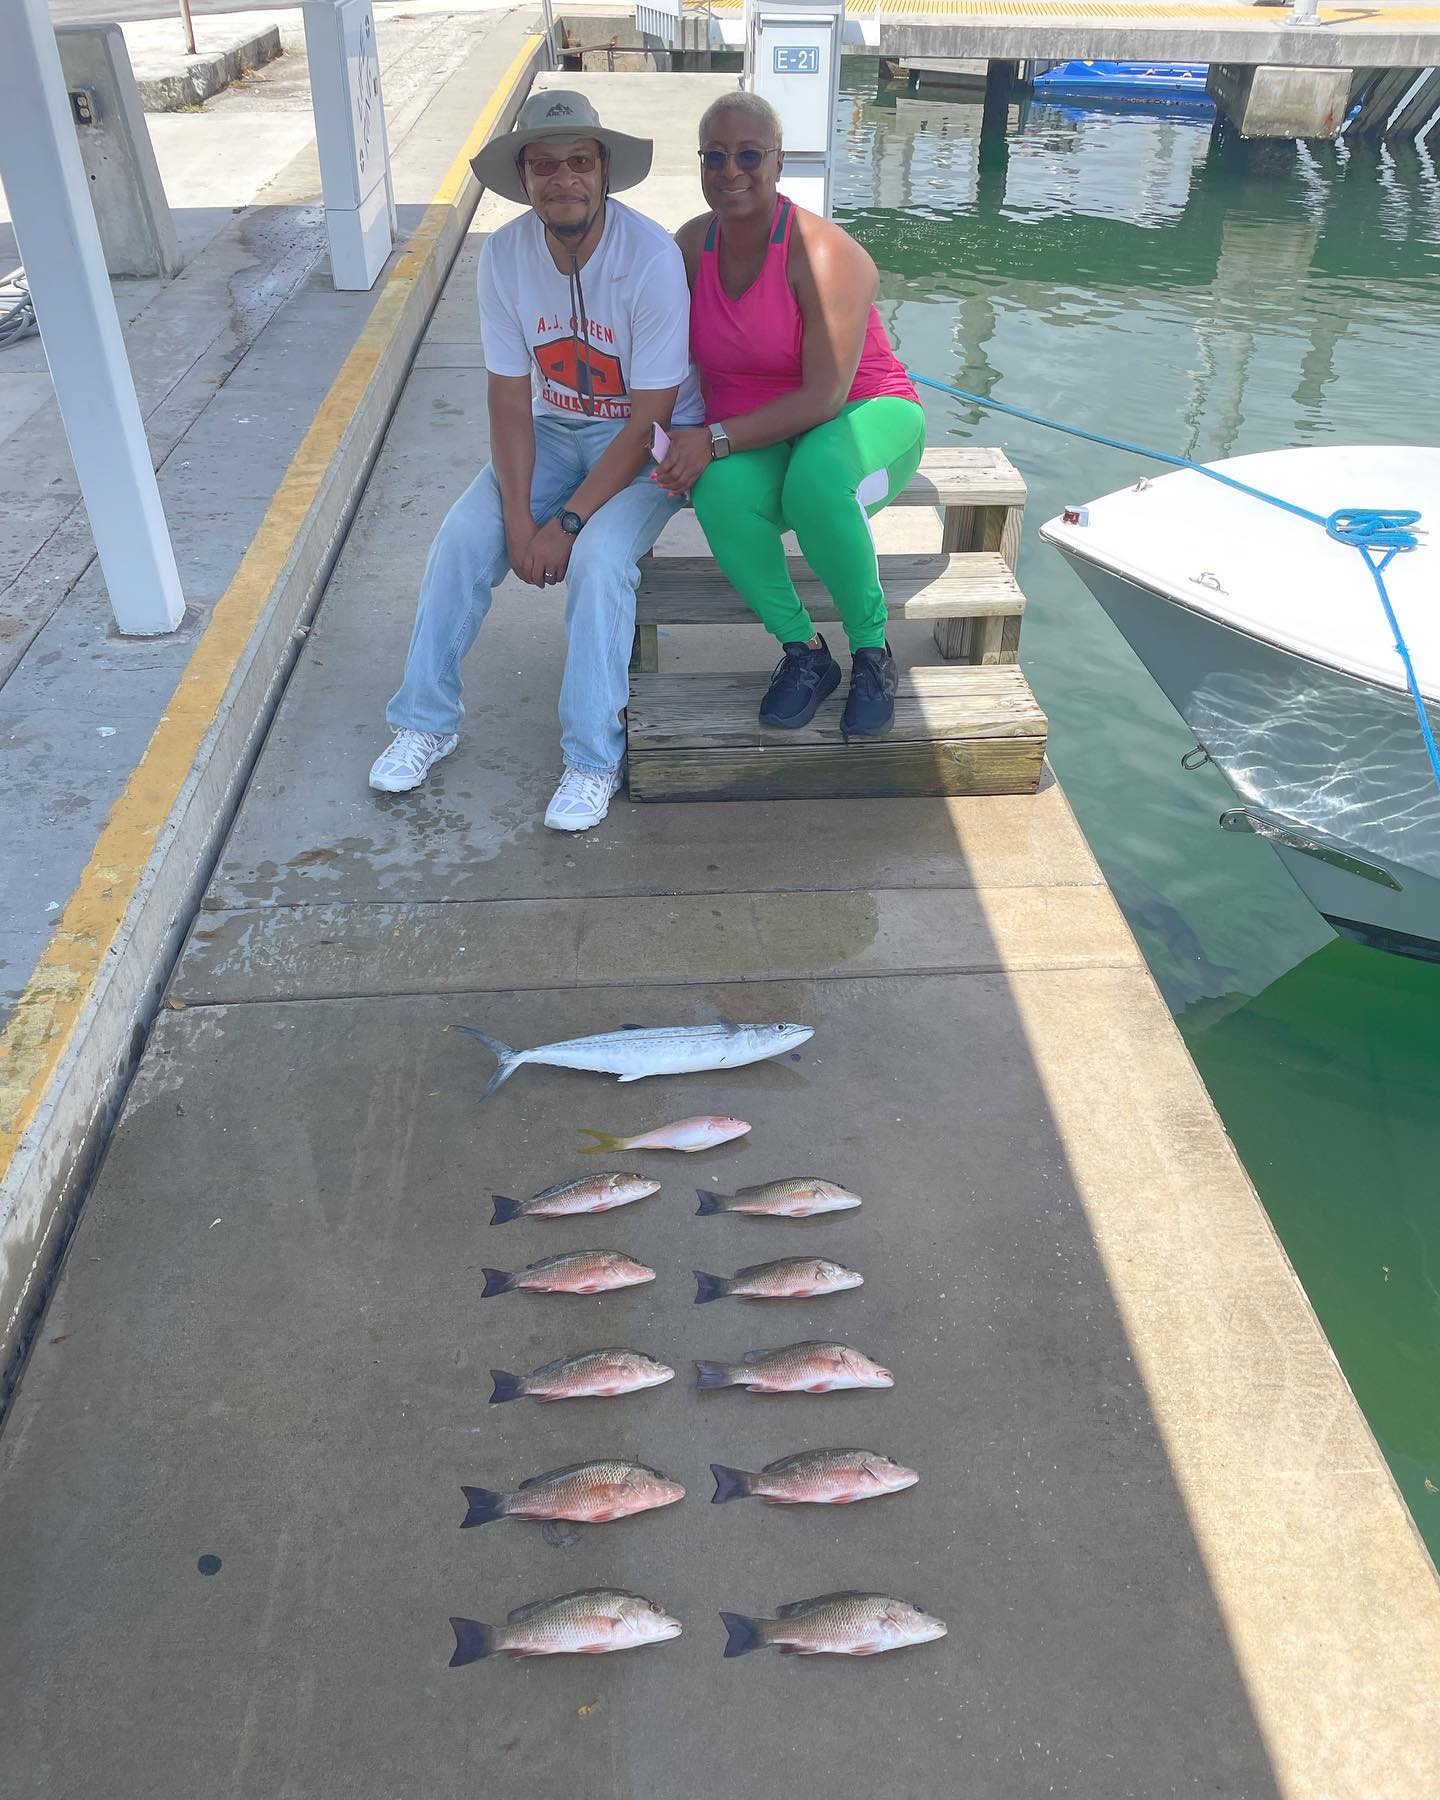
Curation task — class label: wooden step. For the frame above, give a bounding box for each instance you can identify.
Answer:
[636,552,1023,626]
[634,447,1029,672]
[631,550,1025,672]
[893,445,1025,513]
[626,665,1047,803]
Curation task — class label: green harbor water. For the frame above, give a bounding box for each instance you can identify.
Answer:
[833,69,1440,1559]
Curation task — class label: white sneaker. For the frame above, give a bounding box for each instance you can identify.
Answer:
[544,765,623,833]
[368,727,459,793]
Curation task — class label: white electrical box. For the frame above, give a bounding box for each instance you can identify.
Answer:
[302,0,396,290]
[746,0,842,216]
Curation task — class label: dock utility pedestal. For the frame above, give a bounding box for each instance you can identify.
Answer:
[625,446,1049,803]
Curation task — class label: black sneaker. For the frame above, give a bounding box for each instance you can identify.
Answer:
[758,635,842,729]
[842,644,899,740]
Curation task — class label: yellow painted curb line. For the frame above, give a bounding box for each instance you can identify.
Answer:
[0,35,541,1162]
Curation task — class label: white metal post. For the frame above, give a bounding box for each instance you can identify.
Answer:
[0,0,185,636]
[302,0,394,290]
[749,0,844,215]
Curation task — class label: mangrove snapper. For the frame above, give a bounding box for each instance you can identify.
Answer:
[482,1250,655,1298]
[578,1116,751,1154]
[452,1020,813,1102]
[450,1589,682,1663]
[462,1459,686,1527]
[694,1342,894,1394]
[710,1448,918,1506]
[490,1173,660,1223]
[719,1592,946,1658]
[490,1348,674,1403]
[694,1257,863,1304]
[696,1177,862,1220]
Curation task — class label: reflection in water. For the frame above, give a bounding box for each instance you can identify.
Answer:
[1191,665,1440,877]
[1192,939,1440,1498]
[835,68,1440,1557]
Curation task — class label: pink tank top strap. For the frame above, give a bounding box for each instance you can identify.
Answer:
[700,195,795,261]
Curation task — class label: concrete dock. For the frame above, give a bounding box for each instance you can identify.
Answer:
[2,61,1440,1799]
[757,0,1440,69]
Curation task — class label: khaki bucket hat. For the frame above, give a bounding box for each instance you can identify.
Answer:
[470,89,653,206]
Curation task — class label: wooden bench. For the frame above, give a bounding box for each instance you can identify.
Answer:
[631,446,1028,673]
[625,446,1047,804]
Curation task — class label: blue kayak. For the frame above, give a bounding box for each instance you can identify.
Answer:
[1031,60,1212,104]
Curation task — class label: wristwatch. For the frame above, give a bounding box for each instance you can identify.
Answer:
[559,509,584,536]
[708,422,732,460]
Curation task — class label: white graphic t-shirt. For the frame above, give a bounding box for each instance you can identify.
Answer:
[478,200,705,425]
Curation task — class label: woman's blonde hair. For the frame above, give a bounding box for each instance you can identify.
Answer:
[698,91,784,148]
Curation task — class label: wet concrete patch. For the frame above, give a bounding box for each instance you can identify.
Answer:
[173,886,1139,1005]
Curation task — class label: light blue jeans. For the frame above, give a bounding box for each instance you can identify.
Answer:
[387,415,681,772]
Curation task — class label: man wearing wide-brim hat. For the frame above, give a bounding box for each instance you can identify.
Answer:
[369,89,704,831]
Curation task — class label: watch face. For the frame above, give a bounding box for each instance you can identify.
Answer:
[560,510,583,535]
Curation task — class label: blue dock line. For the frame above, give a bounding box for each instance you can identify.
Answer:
[906,370,1440,798]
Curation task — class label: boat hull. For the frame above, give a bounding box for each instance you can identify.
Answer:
[1051,552,1440,957]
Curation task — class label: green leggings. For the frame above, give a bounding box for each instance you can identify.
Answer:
[690,397,927,653]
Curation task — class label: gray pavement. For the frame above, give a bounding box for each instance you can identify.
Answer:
[3,65,1439,1800]
[0,978,1277,1798]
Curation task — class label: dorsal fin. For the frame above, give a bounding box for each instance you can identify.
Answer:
[517,1461,602,1489]
[505,1587,623,1624]
[776,1591,866,1618]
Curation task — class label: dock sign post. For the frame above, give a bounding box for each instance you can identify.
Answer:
[302,0,396,290]
[746,0,843,216]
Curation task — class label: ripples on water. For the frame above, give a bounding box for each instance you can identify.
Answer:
[835,72,1440,1553]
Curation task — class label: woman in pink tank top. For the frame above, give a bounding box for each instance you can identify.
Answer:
[654,93,926,737]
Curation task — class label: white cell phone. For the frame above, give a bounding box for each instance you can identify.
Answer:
[649,421,672,463]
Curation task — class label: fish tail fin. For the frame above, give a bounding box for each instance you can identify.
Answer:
[720,1612,767,1658]
[448,1617,497,1666]
[695,1189,727,1216]
[448,1024,521,1103]
[489,1194,522,1225]
[693,1270,727,1305]
[481,1267,512,1299]
[460,1486,510,1528]
[576,1128,625,1155]
[488,1369,522,1404]
[694,1360,733,1390]
[709,1464,754,1504]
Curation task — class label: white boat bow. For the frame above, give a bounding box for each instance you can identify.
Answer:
[1041,444,1440,959]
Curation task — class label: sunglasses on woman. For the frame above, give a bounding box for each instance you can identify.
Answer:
[699,147,780,173]
[523,151,601,178]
